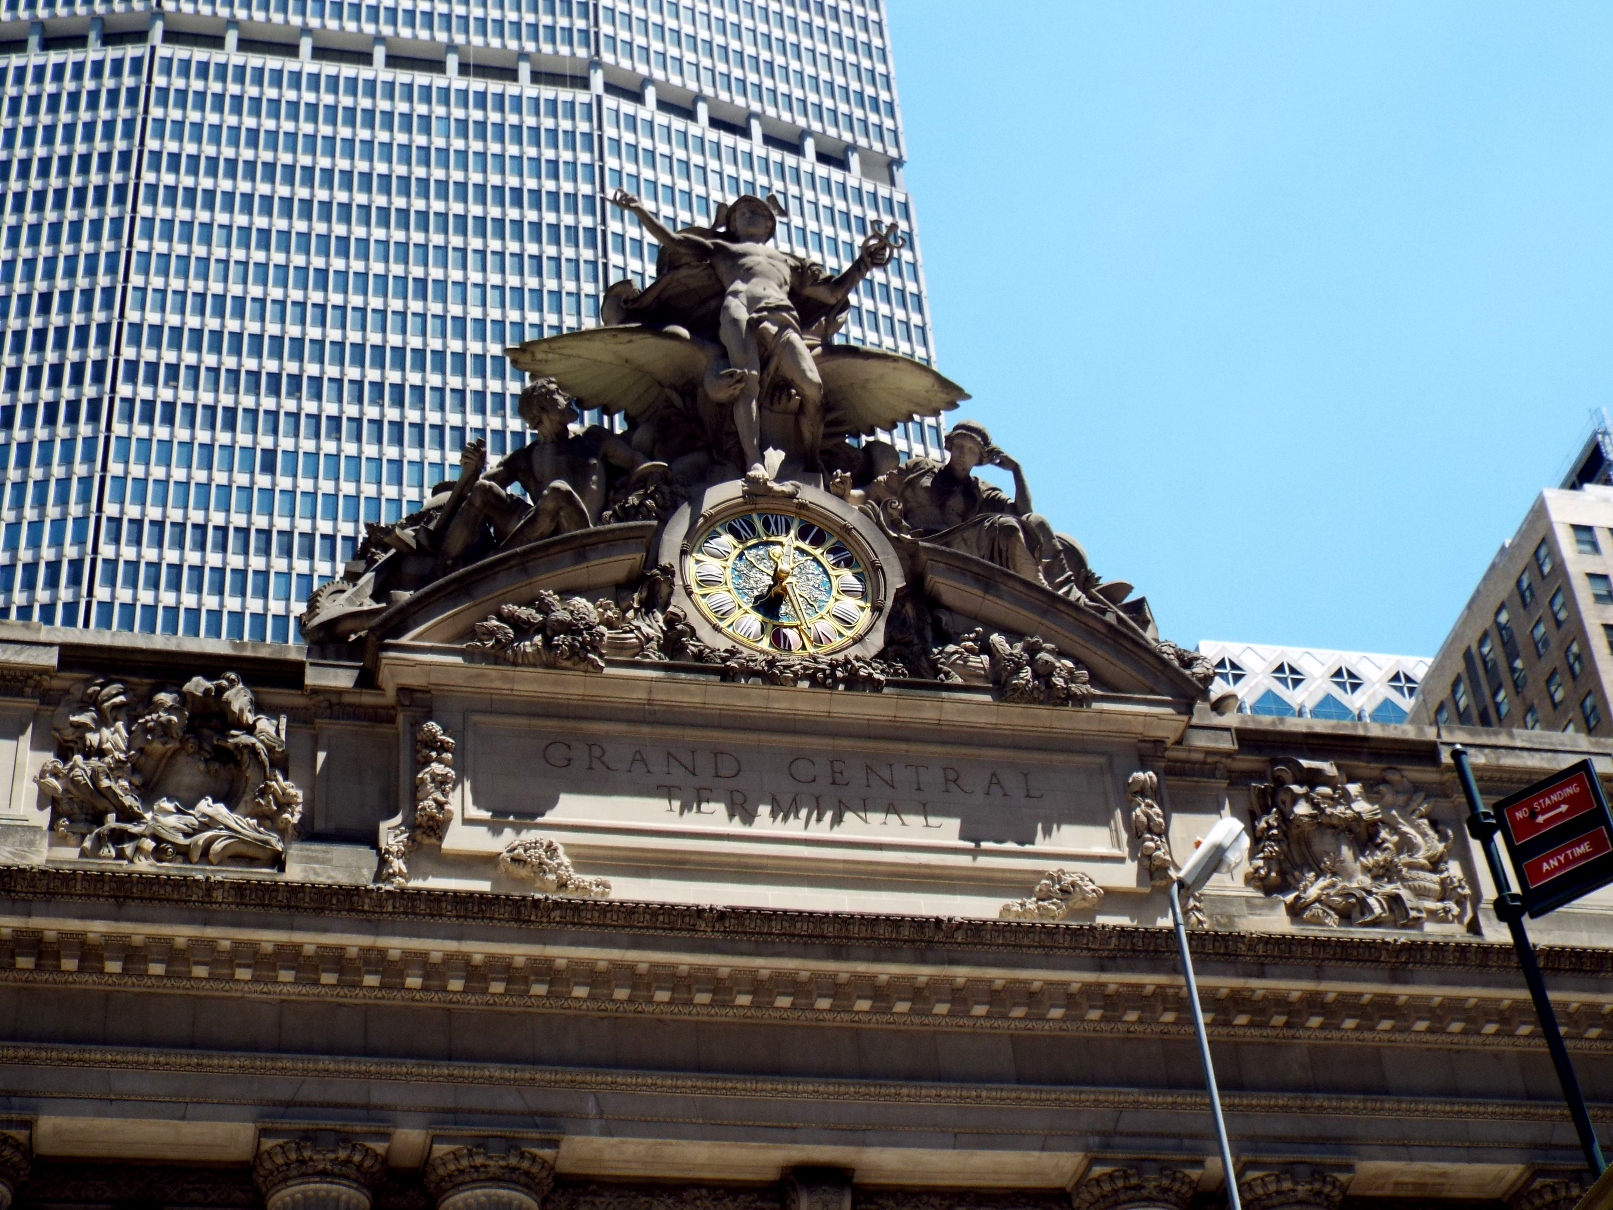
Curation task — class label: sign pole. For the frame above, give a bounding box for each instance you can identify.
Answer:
[1168,879,1242,1210]
[1452,745,1607,1176]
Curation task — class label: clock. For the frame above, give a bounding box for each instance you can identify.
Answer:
[658,482,903,660]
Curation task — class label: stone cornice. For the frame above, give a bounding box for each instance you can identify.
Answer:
[2,865,1611,978]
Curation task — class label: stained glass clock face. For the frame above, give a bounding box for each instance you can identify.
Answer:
[686,509,873,654]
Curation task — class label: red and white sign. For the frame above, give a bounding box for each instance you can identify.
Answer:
[1504,769,1600,844]
[1522,827,1613,889]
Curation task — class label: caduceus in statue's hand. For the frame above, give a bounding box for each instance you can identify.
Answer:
[607,187,900,489]
[859,219,905,269]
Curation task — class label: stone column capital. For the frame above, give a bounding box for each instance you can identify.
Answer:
[782,1167,854,1210]
[424,1146,555,1210]
[1512,1175,1591,1210]
[253,1140,387,1210]
[1237,1170,1348,1210]
[0,1134,32,1210]
[1071,1166,1198,1210]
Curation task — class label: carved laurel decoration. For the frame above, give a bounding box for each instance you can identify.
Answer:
[1127,771,1174,887]
[499,836,611,898]
[1246,759,1473,929]
[33,674,302,868]
[1071,1168,1198,1210]
[465,593,607,672]
[423,1147,555,1203]
[252,1140,387,1197]
[999,868,1104,921]
[379,722,458,888]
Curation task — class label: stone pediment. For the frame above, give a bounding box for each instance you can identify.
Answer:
[911,544,1206,701]
[332,503,1207,714]
[357,522,659,649]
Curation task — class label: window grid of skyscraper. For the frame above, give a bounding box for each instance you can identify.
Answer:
[0,0,936,643]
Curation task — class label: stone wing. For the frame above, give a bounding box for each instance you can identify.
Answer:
[505,327,710,421]
[815,345,969,440]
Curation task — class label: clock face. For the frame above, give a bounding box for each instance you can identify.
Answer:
[686,508,874,654]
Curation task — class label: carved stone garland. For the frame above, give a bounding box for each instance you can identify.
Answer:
[458,563,1108,708]
[379,722,457,887]
[1127,770,1173,886]
[999,868,1104,921]
[34,673,302,868]
[1246,759,1472,929]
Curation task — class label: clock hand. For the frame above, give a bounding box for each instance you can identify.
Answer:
[785,581,815,652]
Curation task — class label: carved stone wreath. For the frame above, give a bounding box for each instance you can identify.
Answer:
[34,673,302,868]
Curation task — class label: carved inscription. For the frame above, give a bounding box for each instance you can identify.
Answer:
[468,722,1118,851]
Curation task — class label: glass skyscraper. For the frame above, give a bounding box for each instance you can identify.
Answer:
[0,0,936,643]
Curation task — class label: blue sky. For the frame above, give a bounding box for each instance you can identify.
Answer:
[884,1,1613,656]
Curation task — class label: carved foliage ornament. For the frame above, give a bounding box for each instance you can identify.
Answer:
[1070,1168,1198,1210]
[1128,770,1174,886]
[35,674,302,867]
[252,1140,387,1198]
[999,868,1104,921]
[1246,760,1473,929]
[1237,1172,1347,1210]
[499,835,611,898]
[423,1147,555,1203]
[467,593,609,672]
[379,722,457,887]
[459,572,1100,708]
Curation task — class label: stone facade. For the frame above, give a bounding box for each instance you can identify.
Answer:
[0,282,1610,1208]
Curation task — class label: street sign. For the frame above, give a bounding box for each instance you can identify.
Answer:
[1494,759,1613,918]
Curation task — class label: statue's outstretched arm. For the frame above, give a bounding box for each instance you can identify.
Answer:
[608,189,707,254]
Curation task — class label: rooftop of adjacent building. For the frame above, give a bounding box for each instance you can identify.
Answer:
[1195,638,1428,724]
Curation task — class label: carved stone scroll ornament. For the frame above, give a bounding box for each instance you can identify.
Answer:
[999,868,1104,920]
[1127,770,1174,886]
[424,1146,555,1210]
[379,722,457,887]
[34,674,303,868]
[1070,1167,1198,1210]
[253,1140,387,1210]
[499,836,611,898]
[0,1133,31,1210]
[1246,759,1473,929]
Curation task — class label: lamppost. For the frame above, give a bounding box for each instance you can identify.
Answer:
[1170,817,1251,1210]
